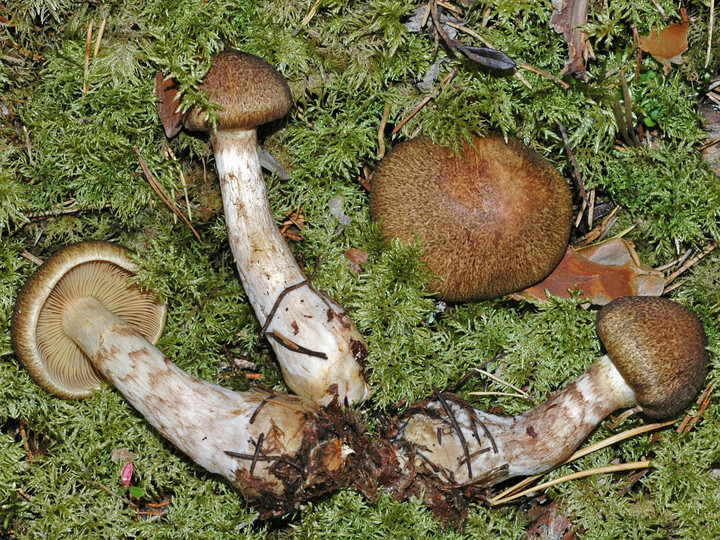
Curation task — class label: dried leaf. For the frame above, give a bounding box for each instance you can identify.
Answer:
[550,0,592,82]
[639,11,689,74]
[258,148,290,180]
[156,72,183,139]
[525,501,578,540]
[344,248,369,274]
[110,447,136,462]
[511,238,664,305]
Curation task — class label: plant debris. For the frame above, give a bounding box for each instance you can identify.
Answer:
[550,0,593,82]
[639,10,690,74]
[511,238,664,305]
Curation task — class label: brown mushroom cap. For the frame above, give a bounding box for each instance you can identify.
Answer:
[596,296,709,420]
[11,241,167,400]
[183,50,293,132]
[369,133,572,301]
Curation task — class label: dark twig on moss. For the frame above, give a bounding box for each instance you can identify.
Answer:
[433,389,474,479]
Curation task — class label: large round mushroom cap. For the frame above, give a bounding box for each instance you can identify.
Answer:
[11,241,167,400]
[369,134,572,301]
[183,50,293,132]
[596,296,709,420]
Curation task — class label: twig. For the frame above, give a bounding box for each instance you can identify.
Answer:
[391,67,458,135]
[664,241,718,287]
[293,0,322,35]
[699,134,720,151]
[655,248,692,272]
[587,188,595,230]
[434,390,474,479]
[89,480,137,507]
[706,0,715,69]
[451,351,506,392]
[492,419,674,502]
[472,368,530,399]
[677,382,714,433]
[378,99,391,159]
[266,330,328,359]
[83,20,94,93]
[573,205,621,247]
[93,18,106,58]
[22,125,33,166]
[621,71,641,146]
[133,146,202,242]
[557,121,587,205]
[20,251,43,266]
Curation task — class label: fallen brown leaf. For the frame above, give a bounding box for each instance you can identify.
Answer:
[639,11,689,74]
[344,248,369,274]
[156,72,183,138]
[511,238,664,305]
[526,501,578,540]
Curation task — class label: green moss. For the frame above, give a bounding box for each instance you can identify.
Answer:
[2,0,719,537]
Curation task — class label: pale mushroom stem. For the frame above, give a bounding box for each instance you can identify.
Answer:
[61,296,317,500]
[392,355,637,486]
[211,129,369,405]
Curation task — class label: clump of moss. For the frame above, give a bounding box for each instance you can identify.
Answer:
[1,0,719,537]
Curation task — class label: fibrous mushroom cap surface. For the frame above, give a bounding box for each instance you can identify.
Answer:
[369,133,572,301]
[184,50,292,132]
[11,241,167,399]
[595,296,709,419]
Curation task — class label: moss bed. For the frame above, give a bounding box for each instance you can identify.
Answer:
[1,0,720,538]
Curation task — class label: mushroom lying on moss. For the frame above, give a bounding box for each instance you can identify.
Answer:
[370,133,573,301]
[177,50,369,405]
[13,249,709,519]
[10,241,349,512]
[389,296,709,507]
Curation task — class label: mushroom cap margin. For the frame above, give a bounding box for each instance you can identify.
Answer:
[11,241,168,400]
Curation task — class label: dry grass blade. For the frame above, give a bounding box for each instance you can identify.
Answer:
[677,382,714,433]
[472,368,530,399]
[488,461,652,505]
[391,67,457,135]
[706,0,715,69]
[664,241,718,286]
[133,146,202,242]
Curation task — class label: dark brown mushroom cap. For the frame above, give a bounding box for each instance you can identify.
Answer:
[596,296,709,420]
[369,134,572,301]
[183,50,293,132]
[11,241,167,400]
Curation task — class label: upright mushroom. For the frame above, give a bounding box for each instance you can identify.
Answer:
[370,133,573,301]
[179,50,368,405]
[388,296,709,503]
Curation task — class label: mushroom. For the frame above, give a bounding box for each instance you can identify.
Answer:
[369,133,573,301]
[180,50,368,405]
[10,241,350,511]
[388,296,709,496]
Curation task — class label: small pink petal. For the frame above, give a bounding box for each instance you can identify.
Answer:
[121,461,134,486]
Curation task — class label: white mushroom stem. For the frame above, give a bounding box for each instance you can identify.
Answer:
[392,355,637,487]
[62,296,319,501]
[211,129,368,405]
